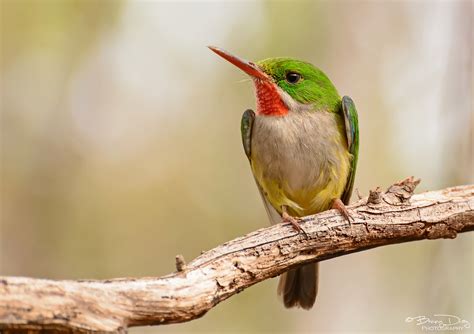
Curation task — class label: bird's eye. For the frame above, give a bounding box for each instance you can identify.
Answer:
[285,72,301,84]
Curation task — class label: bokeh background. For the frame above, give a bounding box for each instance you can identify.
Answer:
[1,0,473,333]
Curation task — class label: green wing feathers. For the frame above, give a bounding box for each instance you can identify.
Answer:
[340,96,359,205]
[241,109,255,160]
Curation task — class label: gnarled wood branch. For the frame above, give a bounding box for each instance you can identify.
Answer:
[1,177,473,333]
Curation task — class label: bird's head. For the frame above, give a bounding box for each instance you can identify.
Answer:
[209,46,340,116]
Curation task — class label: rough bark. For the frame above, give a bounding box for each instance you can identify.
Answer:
[1,177,473,333]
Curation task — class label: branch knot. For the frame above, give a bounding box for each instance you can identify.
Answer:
[384,176,421,205]
[175,254,187,272]
[367,187,382,205]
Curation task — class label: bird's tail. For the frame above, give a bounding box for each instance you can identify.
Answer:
[277,263,319,310]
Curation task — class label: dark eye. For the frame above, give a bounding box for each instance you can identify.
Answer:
[286,72,301,84]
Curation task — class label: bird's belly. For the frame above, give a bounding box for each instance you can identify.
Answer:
[250,112,351,217]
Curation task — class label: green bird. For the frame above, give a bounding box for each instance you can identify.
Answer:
[209,46,359,310]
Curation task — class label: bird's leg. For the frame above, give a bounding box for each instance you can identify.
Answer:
[281,206,308,238]
[331,198,354,224]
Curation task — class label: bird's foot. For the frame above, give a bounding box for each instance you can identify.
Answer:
[332,198,355,224]
[282,211,309,238]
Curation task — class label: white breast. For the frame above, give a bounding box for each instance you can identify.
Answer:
[250,111,351,215]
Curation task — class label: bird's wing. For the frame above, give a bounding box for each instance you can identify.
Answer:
[340,96,360,205]
[241,109,282,225]
[241,109,255,160]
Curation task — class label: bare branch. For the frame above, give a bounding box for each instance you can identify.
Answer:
[1,178,473,333]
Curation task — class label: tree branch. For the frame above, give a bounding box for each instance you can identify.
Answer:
[1,177,473,333]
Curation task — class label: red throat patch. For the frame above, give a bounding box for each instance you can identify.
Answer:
[254,80,289,116]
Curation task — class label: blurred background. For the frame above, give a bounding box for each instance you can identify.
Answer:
[1,0,472,333]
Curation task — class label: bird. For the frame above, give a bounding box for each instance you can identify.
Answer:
[209,46,359,310]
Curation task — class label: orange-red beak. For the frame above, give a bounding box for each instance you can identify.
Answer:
[208,46,268,80]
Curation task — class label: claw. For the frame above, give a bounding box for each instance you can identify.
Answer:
[282,211,309,238]
[332,198,354,224]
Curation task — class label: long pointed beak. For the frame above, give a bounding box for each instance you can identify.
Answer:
[208,46,268,80]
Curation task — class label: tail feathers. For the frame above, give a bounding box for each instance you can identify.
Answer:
[277,263,319,310]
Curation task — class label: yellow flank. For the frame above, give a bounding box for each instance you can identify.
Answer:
[253,156,350,217]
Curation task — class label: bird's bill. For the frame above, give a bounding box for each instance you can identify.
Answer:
[208,46,268,80]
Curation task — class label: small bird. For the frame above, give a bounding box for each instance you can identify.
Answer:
[209,46,359,310]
